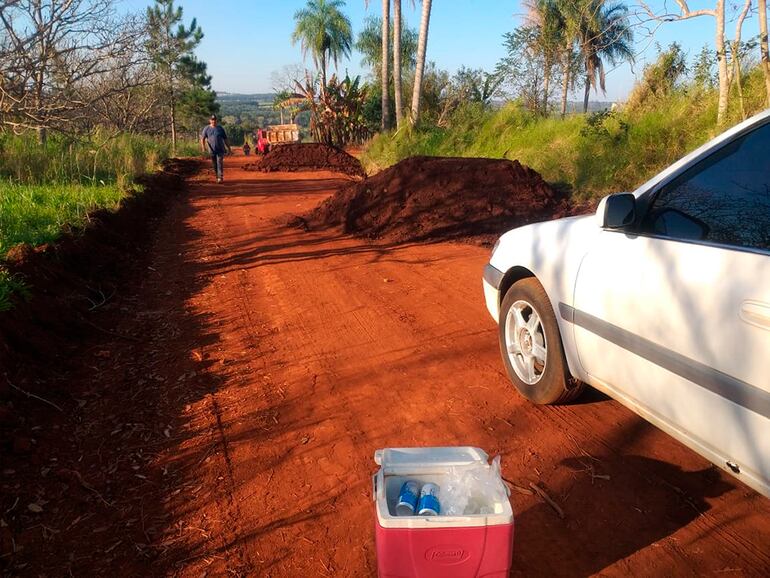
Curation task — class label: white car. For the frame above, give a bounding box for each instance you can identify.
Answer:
[483,109,770,498]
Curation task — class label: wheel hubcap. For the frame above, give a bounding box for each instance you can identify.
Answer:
[504,300,547,385]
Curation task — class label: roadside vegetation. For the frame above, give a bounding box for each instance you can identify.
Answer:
[362,0,770,199]
[363,62,769,199]
[0,270,28,312]
[0,133,201,256]
[356,0,770,199]
[1,182,123,253]
[0,0,216,305]
[0,133,199,300]
[0,132,180,187]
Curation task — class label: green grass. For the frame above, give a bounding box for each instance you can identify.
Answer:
[0,269,29,312]
[0,182,126,255]
[0,132,173,187]
[0,180,129,309]
[362,68,768,201]
[0,131,200,310]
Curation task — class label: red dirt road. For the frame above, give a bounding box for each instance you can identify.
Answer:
[5,155,770,576]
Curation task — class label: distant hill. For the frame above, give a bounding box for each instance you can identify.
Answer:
[569,101,616,113]
[217,93,275,103]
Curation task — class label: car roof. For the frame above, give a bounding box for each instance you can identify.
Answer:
[632,108,770,199]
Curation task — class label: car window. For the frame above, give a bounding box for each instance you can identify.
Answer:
[642,121,770,252]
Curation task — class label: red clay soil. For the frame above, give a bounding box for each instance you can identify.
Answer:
[244,142,366,178]
[301,156,566,245]
[1,154,769,577]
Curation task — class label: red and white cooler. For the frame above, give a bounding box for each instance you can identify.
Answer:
[373,447,514,578]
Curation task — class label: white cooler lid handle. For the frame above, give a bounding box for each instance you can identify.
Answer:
[373,446,489,473]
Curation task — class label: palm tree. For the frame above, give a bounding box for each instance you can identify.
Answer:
[355,16,418,76]
[388,0,415,128]
[524,0,567,114]
[363,0,390,130]
[381,0,390,130]
[292,0,353,93]
[393,0,403,128]
[544,0,581,118]
[760,0,770,105]
[410,0,432,124]
[574,0,634,113]
[355,12,417,128]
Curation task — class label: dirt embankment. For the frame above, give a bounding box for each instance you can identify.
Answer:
[245,143,366,178]
[297,155,587,245]
[0,159,201,575]
[0,159,198,420]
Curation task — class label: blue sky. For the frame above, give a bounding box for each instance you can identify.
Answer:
[127,1,764,101]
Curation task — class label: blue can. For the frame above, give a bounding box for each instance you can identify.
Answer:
[396,480,420,516]
[417,483,441,516]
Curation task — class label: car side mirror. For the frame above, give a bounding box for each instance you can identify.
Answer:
[597,193,636,229]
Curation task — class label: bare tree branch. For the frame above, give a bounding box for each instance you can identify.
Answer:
[0,0,152,139]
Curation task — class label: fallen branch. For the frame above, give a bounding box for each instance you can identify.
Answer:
[502,476,533,495]
[81,318,141,342]
[6,378,63,412]
[496,417,514,428]
[62,468,112,507]
[4,496,19,515]
[529,482,565,519]
[86,287,116,311]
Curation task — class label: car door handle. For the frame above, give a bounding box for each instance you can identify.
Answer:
[740,301,770,330]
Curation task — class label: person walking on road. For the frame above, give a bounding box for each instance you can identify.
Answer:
[201,114,232,183]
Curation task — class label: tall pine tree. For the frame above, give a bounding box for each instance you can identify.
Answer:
[146,0,211,152]
[177,56,219,129]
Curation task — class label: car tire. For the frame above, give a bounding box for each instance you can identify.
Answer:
[498,277,584,404]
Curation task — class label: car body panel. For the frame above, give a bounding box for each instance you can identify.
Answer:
[573,231,770,495]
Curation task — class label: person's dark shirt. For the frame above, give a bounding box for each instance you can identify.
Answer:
[201,125,228,155]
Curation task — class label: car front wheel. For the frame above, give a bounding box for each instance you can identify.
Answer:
[498,277,584,404]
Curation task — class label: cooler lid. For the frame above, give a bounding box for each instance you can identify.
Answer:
[374,446,488,473]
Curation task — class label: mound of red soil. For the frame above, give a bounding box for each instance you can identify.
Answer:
[301,156,566,244]
[246,143,365,178]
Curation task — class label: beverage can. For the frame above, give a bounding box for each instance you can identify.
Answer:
[417,482,441,516]
[395,480,420,516]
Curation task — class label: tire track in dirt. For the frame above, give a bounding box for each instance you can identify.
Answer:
[252,262,374,576]
[180,172,378,576]
[153,184,253,577]
[208,205,258,577]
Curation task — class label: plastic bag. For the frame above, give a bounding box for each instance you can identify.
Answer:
[441,455,508,516]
